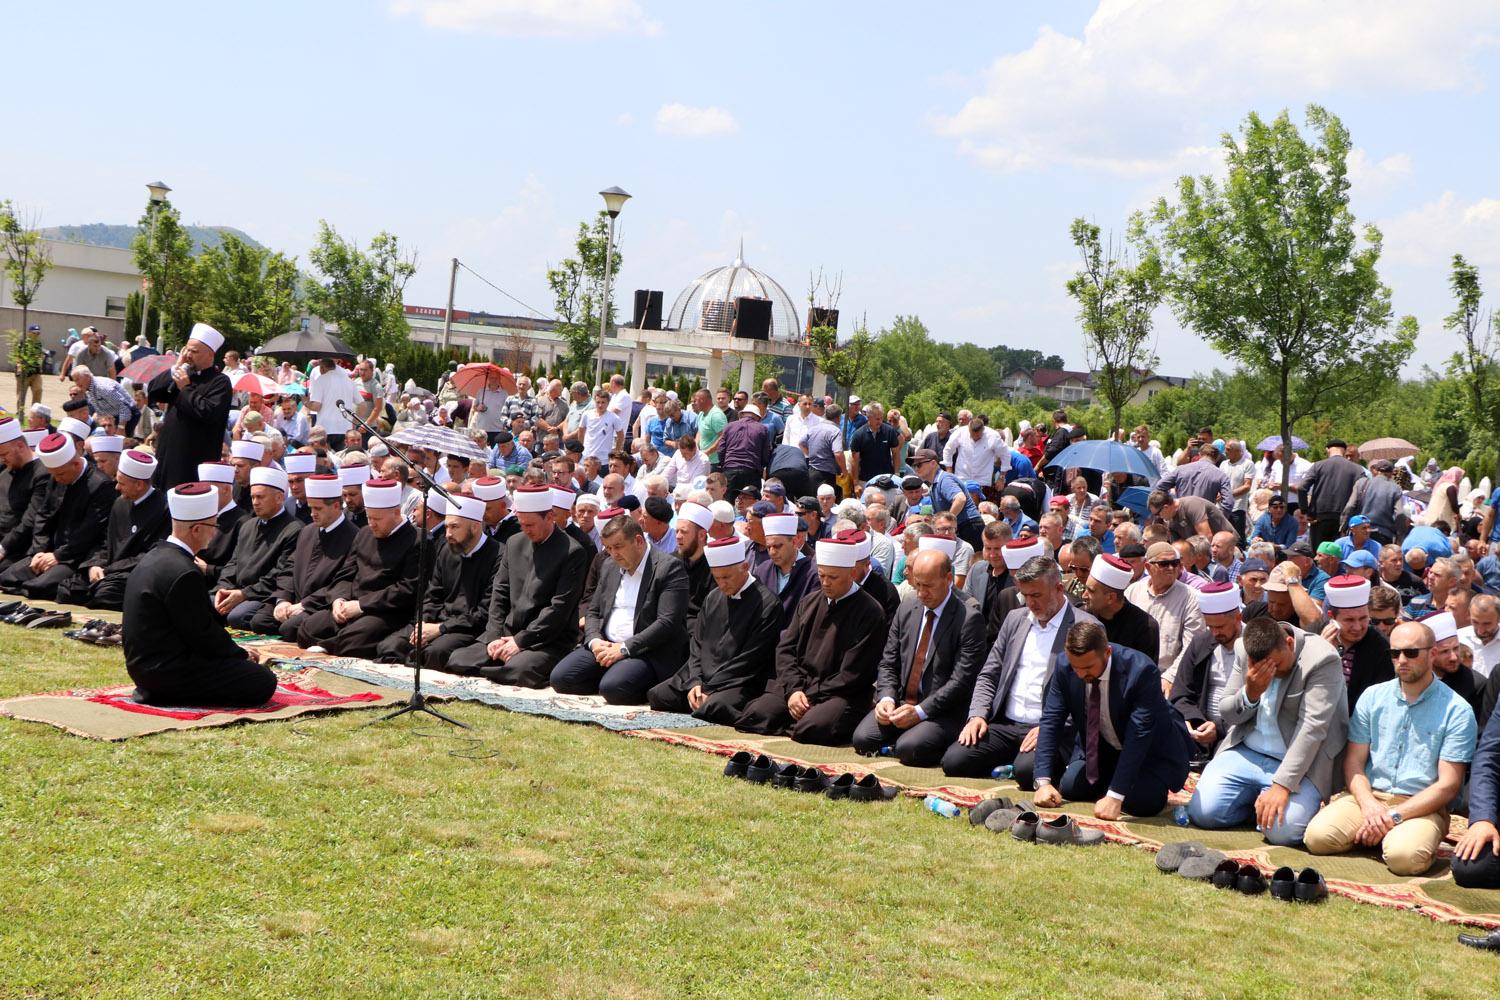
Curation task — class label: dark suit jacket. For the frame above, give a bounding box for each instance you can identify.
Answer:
[584,546,690,669]
[1035,643,1193,794]
[753,555,820,626]
[30,462,116,566]
[875,590,987,721]
[0,458,50,558]
[1470,701,1500,825]
[1169,629,1221,727]
[481,525,589,653]
[968,602,1099,722]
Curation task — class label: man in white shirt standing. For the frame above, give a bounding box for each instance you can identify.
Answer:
[607,373,631,425]
[574,388,624,465]
[944,417,1011,486]
[306,358,358,450]
[783,395,818,450]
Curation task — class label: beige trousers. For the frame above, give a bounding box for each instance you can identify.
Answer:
[1303,790,1448,876]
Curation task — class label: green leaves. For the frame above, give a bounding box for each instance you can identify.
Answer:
[303,221,416,355]
[547,212,622,371]
[194,234,300,354]
[1,199,54,319]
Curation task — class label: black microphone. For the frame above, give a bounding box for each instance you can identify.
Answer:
[335,398,350,414]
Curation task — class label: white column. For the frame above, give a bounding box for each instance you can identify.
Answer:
[630,340,649,394]
[737,347,756,394]
[811,365,828,399]
[707,349,723,391]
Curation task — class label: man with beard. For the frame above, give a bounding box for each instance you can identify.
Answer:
[248,473,357,640]
[193,462,245,581]
[674,500,714,623]
[470,475,518,544]
[0,418,50,576]
[374,494,501,668]
[648,535,782,724]
[146,323,232,488]
[753,510,819,627]
[339,463,370,529]
[1081,554,1161,662]
[446,484,589,686]
[295,478,419,657]
[1426,611,1483,718]
[57,449,168,609]
[0,432,115,598]
[210,467,305,628]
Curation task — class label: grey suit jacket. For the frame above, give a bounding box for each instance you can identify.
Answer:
[1216,624,1350,798]
[874,589,987,720]
[964,562,995,604]
[966,601,1099,721]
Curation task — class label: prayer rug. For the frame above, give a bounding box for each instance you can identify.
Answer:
[0,668,407,741]
[299,657,711,732]
[623,724,1500,928]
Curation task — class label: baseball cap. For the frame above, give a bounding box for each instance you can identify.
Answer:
[736,485,761,500]
[1264,565,1294,593]
[750,500,779,518]
[1286,540,1314,557]
[1240,558,1269,575]
[911,448,940,466]
[1316,541,1343,558]
[709,500,736,523]
[794,496,820,513]
[1347,514,1371,528]
[1344,550,1378,570]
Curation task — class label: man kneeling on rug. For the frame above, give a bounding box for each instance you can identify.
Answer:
[1031,621,1194,819]
[122,483,276,708]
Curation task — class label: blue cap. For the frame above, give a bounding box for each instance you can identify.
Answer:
[1241,558,1269,574]
[1343,550,1378,570]
[751,500,779,518]
[963,480,985,495]
[1348,514,1371,528]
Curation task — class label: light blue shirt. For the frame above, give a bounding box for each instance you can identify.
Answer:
[1243,676,1289,759]
[1350,677,1477,796]
[775,552,805,593]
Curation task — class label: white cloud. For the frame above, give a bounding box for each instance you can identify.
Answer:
[1346,148,1413,196]
[654,103,738,137]
[388,0,660,37]
[936,0,1500,174]
[1382,191,1500,269]
[614,112,635,127]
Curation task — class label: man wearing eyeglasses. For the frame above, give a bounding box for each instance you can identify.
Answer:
[1303,618,1476,876]
[1125,542,1205,691]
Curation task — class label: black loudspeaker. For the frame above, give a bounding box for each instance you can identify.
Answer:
[632,289,663,330]
[733,296,772,341]
[807,307,840,332]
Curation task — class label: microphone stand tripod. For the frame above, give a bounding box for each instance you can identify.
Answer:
[334,399,469,729]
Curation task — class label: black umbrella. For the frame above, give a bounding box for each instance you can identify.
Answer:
[254,328,356,362]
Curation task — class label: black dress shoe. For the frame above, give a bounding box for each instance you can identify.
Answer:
[1211,859,1241,890]
[849,773,893,802]
[1458,928,1500,951]
[27,611,72,629]
[794,767,831,793]
[0,599,25,616]
[744,754,776,784]
[6,607,45,626]
[1269,866,1297,901]
[770,761,802,789]
[826,773,855,800]
[969,796,1015,827]
[1294,868,1328,904]
[1236,863,1267,895]
[722,751,753,778]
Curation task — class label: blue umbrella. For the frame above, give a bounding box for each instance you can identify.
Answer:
[1255,434,1308,452]
[1115,486,1154,519]
[1045,439,1161,482]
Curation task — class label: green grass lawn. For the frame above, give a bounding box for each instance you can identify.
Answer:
[1,629,1497,999]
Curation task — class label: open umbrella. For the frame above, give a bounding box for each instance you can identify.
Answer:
[119,351,178,384]
[388,424,490,463]
[449,363,517,397]
[280,382,307,397]
[1358,437,1420,461]
[1115,486,1154,519]
[231,372,280,396]
[1045,439,1160,483]
[1255,434,1309,453]
[254,328,356,363]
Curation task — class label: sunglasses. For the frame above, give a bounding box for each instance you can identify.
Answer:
[1371,617,1398,627]
[1389,647,1431,660]
[1150,559,1181,567]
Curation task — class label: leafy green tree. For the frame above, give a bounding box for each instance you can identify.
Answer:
[547,212,622,376]
[194,233,300,354]
[1443,253,1500,477]
[131,196,200,347]
[1066,218,1163,436]
[808,321,875,404]
[942,342,999,397]
[987,345,1065,375]
[303,221,416,355]
[1136,105,1414,496]
[0,200,52,341]
[863,315,968,409]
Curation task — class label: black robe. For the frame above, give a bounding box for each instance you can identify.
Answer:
[122,540,276,707]
[1342,626,1394,713]
[147,365,232,489]
[56,488,170,608]
[649,576,782,724]
[374,531,503,666]
[199,502,249,579]
[768,587,887,706]
[294,521,421,656]
[0,457,50,568]
[682,552,713,625]
[859,567,901,622]
[215,509,305,604]
[1099,600,1161,664]
[19,462,115,567]
[247,517,359,637]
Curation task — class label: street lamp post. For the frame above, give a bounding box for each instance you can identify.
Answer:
[140,180,171,350]
[594,186,630,389]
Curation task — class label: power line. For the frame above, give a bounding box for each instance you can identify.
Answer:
[454,261,553,320]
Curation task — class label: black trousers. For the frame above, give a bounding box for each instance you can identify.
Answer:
[1052,740,1183,817]
[295,609,405,658]
[1309,515,1341,551]
[724,467,762,497]
[131,657,277,709]
[1454,844,1500,889]
[736,691,866,746]
[0,561,78,599]
[373,629,475,669]
[809,468,843,500]
[851,710,962,768]
[445,639,570,688]
[550,647,669,705]
[1228,509,1247,544]
[54,570,130,610]
[647,677,756,726]
[939,719,1063,790]
[956,518,984,554]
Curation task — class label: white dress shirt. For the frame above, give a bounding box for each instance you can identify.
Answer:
[1460,625,1500,680]
[945,427,1011,483]
[1004,603,1067,725]
[604,549,650,646]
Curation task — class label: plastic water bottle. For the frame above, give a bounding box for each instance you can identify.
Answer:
[990,764,1014,780]
[924,795,961,818]
[1172,805,1191,827]
[877,745,897,757]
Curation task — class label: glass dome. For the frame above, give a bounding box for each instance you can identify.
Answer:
[666,243,803,343]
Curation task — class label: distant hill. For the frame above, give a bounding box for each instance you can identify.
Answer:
[39,223,264,255]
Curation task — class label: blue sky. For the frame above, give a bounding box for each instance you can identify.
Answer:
[5,1,1499,377]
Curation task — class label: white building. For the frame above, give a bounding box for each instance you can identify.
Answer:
[0,239,141,369]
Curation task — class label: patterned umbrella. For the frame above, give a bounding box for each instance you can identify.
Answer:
[231,372,280,395]
[119,352,178,384]
[388,424,490,463]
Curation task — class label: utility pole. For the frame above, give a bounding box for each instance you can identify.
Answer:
[440,256,458,351]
